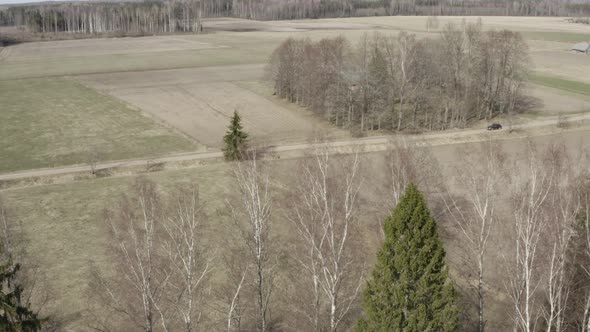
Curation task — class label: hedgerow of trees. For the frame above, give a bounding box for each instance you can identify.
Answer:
[268,22,530,132]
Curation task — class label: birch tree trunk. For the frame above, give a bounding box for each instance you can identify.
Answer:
[163,184,212,332]
[234,154,274,332]
[287,143,365,332]
[442,138,506,332]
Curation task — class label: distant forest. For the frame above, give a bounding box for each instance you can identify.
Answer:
[0,0,589,37]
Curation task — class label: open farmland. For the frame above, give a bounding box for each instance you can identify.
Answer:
[0,17,588,149]
[1,14,590,332]
[76,64,342,147]
[0,78,197,173]
[0,35,228,59]
[1,15,585,166]
[525,84,590,114]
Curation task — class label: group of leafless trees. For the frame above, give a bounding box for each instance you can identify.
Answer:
[269,22,530,133]
[2,0,589,35]
[442,139,590,331]
[85,145,369,331]
[0,1,206,35]
[88,180,213,331]
[509,143,590,332]
[1,135,589,331]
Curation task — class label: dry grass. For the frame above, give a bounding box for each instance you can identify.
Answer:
[0,78,197,173]
[2,35,226,60]
[76,64,346,148]
[525,84,590,114]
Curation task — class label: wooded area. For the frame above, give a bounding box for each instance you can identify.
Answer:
[268,21,530,133]
[228,0,590,20]
[0,0,589,37]
[0,1,208,35]
[4,137,590,331]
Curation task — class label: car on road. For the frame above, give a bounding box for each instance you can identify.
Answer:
[487,123,502,130]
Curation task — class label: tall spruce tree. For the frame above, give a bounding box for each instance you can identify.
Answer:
[357,183,458,331]
[223,110,249,161]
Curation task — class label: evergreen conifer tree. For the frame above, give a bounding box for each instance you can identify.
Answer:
[0,259,44,331]
[357,183,458,331]
[223,111,249,161]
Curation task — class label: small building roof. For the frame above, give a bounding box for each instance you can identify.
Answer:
[572,42,590,52]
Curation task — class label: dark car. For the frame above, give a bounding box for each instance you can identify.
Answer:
[487,123,502,131]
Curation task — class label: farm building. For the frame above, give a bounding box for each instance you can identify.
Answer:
[572,42,590,54]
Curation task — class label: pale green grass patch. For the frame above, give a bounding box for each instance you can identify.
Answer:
[0,78,197,172]
[530,73,590,97]
[521,31,590,43]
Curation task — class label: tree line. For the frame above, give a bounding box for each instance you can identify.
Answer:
[228,0,590,20]
[268,22,529,133]
[0,1,208,35]
[1,0,589,36]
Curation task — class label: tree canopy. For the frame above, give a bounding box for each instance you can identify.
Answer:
[358,183,458,331]
[223,111,249,161]
[0,259,44,332]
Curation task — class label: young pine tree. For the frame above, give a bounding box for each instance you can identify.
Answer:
[358,183,458,332]
[223,111,249,161]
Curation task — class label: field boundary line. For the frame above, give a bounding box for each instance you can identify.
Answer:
[1,113,589,185]
[0,60,268,81]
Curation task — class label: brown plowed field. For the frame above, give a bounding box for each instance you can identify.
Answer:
[77,64,344,147]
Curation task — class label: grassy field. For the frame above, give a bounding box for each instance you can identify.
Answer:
[0,34,278,80]
[0,78,197,172]
[0,17,587,172]
[530,73,590,97]
[521,31,590,43]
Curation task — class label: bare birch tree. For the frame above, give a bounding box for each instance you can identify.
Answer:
[508,142,555,332]
[232,154,274,332]
[443,137,507,332]
[386,139,442,210]
[580,181,590,331]
[544,148,590,331]
[287,144,365,332]
[93,178,169,332]
[394,31,416,130]
[226,266,248,332]
[540,145,583,332]
[162,183,213,332]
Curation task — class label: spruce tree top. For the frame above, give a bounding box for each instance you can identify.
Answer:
[358,183,458,332]
[223,111,248,161]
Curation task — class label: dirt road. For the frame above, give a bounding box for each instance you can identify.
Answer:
[1,112,588,182]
